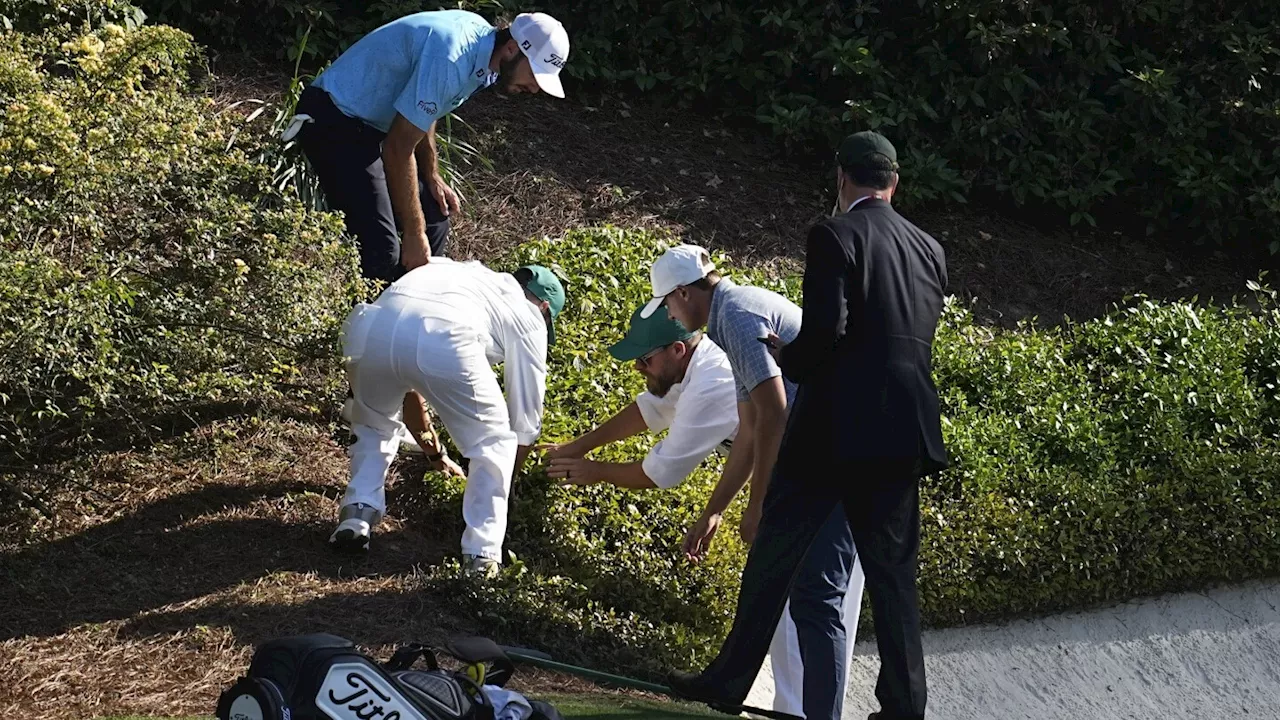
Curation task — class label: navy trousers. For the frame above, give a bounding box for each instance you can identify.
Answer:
[295,85,449,283]
[706,457,927,720]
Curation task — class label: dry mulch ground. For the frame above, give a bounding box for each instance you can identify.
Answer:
[0,418,615,718]
[440,88,1263,328]
[2,58,1273,718]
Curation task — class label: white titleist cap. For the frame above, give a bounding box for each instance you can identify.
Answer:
[640,244,716,319]
[510,12,570,98]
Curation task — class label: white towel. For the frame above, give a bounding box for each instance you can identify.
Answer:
[281,113,313,142]
[480,685,534,720]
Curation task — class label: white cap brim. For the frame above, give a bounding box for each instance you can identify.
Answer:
[532,67,564,98]
[639,295,665,319]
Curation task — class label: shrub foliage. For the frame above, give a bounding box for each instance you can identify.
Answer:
[0,6,365,499]
[402,228,1280,678]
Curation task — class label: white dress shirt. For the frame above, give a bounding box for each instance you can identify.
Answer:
[634,338,739,488]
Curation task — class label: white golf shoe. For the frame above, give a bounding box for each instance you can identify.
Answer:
[329,503,382,553]
[462,554,500,578]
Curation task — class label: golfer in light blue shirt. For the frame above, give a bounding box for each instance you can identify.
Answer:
[288,10,570,281]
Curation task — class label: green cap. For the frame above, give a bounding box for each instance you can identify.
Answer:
[519,264,566,345]
[608,304,696,361]
[837,130,899,171]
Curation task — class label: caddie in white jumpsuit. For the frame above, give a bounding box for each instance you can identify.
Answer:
[331,258,565,576]
[543,304,863,717]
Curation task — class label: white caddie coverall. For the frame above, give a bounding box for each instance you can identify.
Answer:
[338,258,548,561]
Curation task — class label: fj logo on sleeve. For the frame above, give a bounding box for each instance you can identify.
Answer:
[417,100,438,115]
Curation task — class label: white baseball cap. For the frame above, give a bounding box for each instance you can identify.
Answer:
[639,244,717,319]
[510,12,570,98]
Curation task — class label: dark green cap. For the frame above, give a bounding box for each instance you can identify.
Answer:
[608,304,695,361]
[519,264,566,344]
[837,130,899,171]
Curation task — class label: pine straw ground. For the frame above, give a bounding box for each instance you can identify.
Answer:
[1,59,1271,718]
[1,418,614,718]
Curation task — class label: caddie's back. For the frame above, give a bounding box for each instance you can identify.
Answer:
[378,259,541,356]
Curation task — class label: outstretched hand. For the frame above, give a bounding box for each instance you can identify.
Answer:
[431,453,465,479]
[682,511,723,563]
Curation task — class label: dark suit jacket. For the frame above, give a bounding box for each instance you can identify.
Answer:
[778,198,949,475]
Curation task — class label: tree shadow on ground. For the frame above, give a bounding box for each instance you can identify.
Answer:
[0,480,449,642]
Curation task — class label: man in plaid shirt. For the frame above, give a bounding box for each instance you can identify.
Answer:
[639,244,865,720]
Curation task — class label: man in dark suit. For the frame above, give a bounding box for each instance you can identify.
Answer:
[667,131,948,720]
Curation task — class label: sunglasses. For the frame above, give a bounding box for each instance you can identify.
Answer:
[636,344,670,368]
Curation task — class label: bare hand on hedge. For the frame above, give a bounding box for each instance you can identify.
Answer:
[682,511,723,563]
[546,456,601,486]
[536,441,586,460]
[431,453,466,479]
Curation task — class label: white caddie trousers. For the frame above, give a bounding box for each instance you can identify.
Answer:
[766,559,866,717]
[340,291,518,561]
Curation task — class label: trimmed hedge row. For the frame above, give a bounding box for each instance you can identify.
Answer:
[398,227,1280,677]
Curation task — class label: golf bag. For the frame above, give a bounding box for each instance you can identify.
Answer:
[216,633,559,720]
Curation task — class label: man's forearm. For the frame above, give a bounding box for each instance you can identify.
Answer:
[749,411,785,506]
[414,124,440,182]
[515,444,533,474]
[702,437,754,516]
[384,125,430,243]
[384,146,427,243]
[401,391,440,455]
[572,403,647,454]
[597,461,657,490]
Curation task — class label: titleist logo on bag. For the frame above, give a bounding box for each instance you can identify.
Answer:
[316,663,426,720]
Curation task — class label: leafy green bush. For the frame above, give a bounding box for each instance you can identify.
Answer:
[391,227,1280,679]
[0,10,365,500]
[139,0,1280,251]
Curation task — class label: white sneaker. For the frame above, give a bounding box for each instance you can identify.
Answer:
[329,503,382,553]
[463,554,500,578]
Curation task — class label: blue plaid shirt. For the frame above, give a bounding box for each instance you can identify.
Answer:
[705,278,802,406]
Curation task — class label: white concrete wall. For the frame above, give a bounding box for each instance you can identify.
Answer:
[745,580,1280,720]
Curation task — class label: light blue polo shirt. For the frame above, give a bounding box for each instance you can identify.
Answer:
[311,10,498,133]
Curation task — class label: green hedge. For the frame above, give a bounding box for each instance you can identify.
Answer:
[395,227,1280,678]
[0,9,365,490]
[134,0,1280,251]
